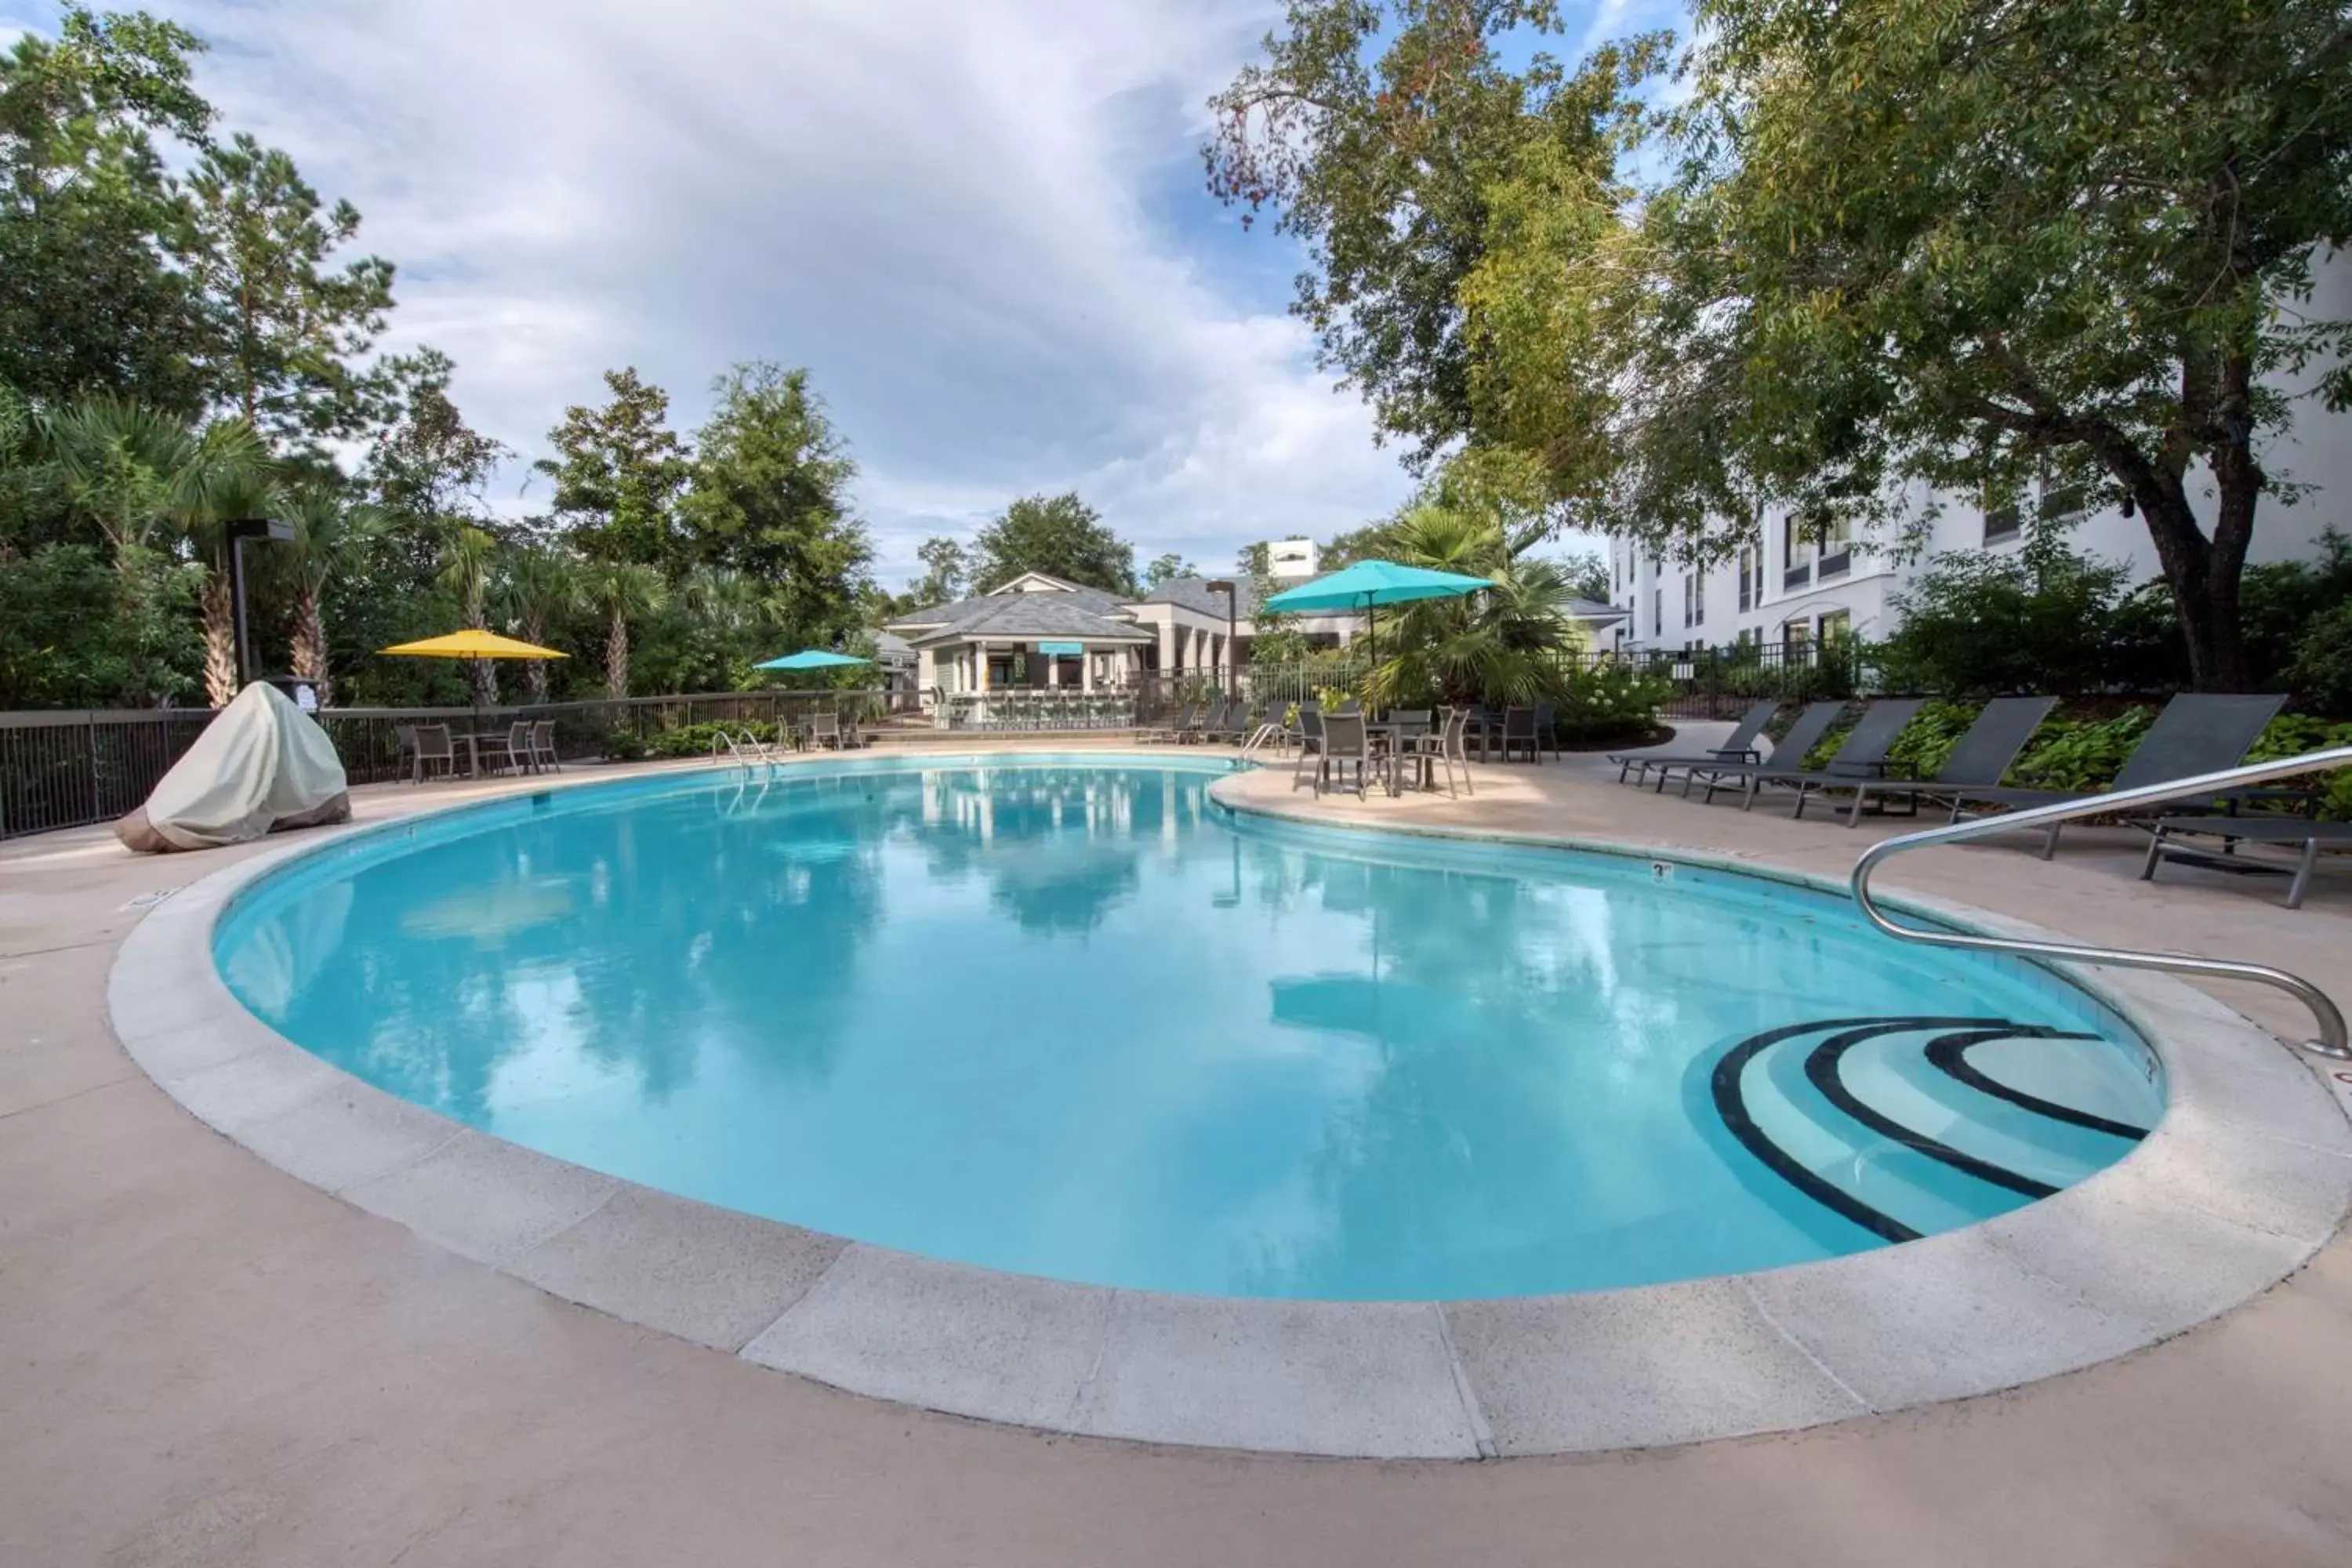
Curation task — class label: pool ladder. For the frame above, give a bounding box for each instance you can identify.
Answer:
[1849,746,2352,1060]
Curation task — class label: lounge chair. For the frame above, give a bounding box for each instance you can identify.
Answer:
[1945,693,2288,858]
[1831,696,2058,828]
[1203,699,1250,744]
[2143,815,2351,909]
[1733,699,1928,818]
[1146,701,1198,743]
[1683,702,1850,804]
[1616,699,1780,789]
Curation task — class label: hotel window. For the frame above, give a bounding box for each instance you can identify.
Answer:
[1782,616,1811,658]
[1817,608,1853,644]
[1816,517,1853,579]
[2039,476,2092,528]
[1983,489,2023,545]
[1781,515,1815,590]
[1682,571,1704,628]
[1652,586,1664,638]
[1737,547,1755,612]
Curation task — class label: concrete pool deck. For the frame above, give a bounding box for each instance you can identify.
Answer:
[6,739,2352,1564]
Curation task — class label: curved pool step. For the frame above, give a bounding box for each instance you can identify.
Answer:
[1711,1016,2153,1243]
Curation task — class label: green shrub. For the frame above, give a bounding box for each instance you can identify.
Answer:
[1882,700,1977,782]
[1552,660,1671,741]
[0,544,205,708]
[2285,601,2352,717]
[601,728,651,761]
[1873,540,2129,696]
[2007,707,2154,792]
[2247,714,2352,821]
[644,720,782,759]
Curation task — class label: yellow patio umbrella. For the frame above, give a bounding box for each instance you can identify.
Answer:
[378,630,569,660]
[379,630,568,725]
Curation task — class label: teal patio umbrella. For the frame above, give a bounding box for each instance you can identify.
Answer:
[1259,559,1492,671]
[755,649,873,671]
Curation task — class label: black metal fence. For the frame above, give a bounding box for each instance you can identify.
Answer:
[1120,642,1868,726]
[0,688,921,840]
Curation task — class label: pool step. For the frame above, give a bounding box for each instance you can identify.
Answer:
[1711,1016,2153,1243]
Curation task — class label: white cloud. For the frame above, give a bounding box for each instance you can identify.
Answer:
[144,0,1432,585]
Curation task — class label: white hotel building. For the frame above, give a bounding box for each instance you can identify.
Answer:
[1607,273,2352,655]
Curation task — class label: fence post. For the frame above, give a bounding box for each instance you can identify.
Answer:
[85,716,102,823]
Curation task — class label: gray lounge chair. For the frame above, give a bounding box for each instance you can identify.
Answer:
[1945,693,2288,858]
[1684,702,1850,804]
[2143,815,2351,909]
[1833,696,2057,827]
[1147,701,1199,744]
[1736,699,1928,818]
[1617,700,1780,789]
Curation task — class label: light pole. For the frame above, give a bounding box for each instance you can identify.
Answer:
[1206,578,1240,695]
[223,517,294,694]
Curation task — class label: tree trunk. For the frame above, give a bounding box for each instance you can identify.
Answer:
[289,589,332,707]
[606,611,630,699]
[2084,426,2256,693]
[471,657,499,710]
[521,616,551,702]
[200,572,239,708]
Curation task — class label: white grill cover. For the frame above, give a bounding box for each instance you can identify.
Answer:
[116,683,350,853]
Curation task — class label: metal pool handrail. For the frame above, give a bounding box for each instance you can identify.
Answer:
[1849,746,2352,1060]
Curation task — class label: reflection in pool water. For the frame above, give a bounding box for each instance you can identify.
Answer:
[216,759,2160,1299]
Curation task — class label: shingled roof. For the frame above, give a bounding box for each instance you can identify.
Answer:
[1136,576,1261,617]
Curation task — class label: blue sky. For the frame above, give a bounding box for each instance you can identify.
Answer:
[5,0,1690,589]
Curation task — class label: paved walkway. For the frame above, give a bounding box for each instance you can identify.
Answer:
[3,742,2350,1567]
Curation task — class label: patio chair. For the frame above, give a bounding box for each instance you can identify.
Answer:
[394,724,419,785]
[1399,708,1472,798]
[1498,706,1540,764]
[409,723,457,784]
[490,719,535,775]
[808,710,844,750]
[1731,699,1928,818]
[1533,704,1561,761]
[1832,696,2057,828]
[1318,710,1374,799]
[2143,815,2352,909]
[1945,693,2288,858]
[1289,706,1328,793]
[531,719,562,773]
[1682,702,1849,804]
[1613,699,1780,788]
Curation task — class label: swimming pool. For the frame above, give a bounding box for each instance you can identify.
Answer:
[213,755,2164,1301]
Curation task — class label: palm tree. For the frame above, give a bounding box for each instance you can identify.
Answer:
[493,546,579,702]
[583,561,666,699]
[39,398,279,704]
[436,523,502,709]
[683,564,764,684]
[1370,504,1588,710]
[278,484,384,706]
[163,421,281,707]
[34,394,186,561]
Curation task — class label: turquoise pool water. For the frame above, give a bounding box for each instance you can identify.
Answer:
[214,756,2164,1300]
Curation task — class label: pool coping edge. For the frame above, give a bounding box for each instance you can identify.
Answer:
[103,755,2352,1461]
